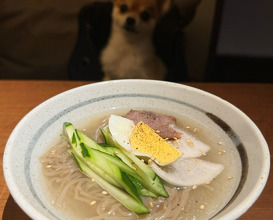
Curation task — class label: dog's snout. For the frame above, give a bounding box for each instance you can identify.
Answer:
[126,17,136,26]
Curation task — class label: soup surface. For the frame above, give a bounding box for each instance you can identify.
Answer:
[40,108,242,220]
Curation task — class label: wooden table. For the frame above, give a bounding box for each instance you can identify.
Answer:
[0,80,272,219]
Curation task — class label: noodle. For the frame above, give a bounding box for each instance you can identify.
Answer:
[94,118,109,142]
[40,140,192,219]
[203,184,215,192]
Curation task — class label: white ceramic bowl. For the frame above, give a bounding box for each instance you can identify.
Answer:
[3,80,270,220]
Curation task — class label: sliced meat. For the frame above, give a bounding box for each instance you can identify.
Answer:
[123,110,182,139]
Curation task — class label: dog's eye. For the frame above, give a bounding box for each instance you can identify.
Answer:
[120,4,128,13]
[140,11,151,21]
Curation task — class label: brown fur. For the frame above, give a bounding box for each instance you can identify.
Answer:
[100,0,172,80]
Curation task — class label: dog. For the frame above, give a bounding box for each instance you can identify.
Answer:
[100,0,172,80]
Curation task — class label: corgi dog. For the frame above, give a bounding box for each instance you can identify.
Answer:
[100,0,172,80]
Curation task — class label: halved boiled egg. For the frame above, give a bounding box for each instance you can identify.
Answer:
[109,115,211,163]
[108,115,181,165]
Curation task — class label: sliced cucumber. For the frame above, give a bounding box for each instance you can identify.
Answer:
[71,151,150,214]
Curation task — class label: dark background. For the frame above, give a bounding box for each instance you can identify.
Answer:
[0,0,272,82]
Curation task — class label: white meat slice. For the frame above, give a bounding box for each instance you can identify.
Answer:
[150,158,224,186]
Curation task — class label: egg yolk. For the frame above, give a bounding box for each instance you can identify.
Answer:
[130,121,182,165]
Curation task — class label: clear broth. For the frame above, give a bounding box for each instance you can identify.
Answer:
[41,108,241,220]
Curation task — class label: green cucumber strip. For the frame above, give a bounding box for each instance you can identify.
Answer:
[98,143,140,173]
[70,151,150,214]
[64,123,140,180]
[101,126,117,147]
[79,143,142,203]
[75,129,107,152]
[122,149,169,198]
[98,143,157,198]
[68,148,121,188]
[127,174,158,198]
[75,131,142,181]
[64,123,110,154]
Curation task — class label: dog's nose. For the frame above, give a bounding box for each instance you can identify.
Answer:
[126,17,136,26]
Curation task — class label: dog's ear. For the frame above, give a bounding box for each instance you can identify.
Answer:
[158,0,173,16]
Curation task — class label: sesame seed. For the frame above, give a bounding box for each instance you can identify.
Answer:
[206,181,211,184]
[51,200,55,205]
[149,202,154,208]
[102,191,108,195]
[91,178,95,182]
[148,159,152,164]
[141,159,145,163]
[155,130,160,133]
[192,185,197,189]
[132,167,137,170]
[186,126,190,129]
[186,139,194,147]
[200,205,205,210]
[218,141,223,145]
[173,137,178,140]
[90,200,96,205]
[218,151,222,155]
[199,149,206,155]
[114,151,119,154]
[227,176,233,180]
[193,128,197,132]
[46,165,52,168]
[187,168,191,171]
[194,159,200,163]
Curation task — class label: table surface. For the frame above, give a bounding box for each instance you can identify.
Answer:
[0,80,272,219]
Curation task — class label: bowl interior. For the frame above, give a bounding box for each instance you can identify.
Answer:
[3,80,270,220]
